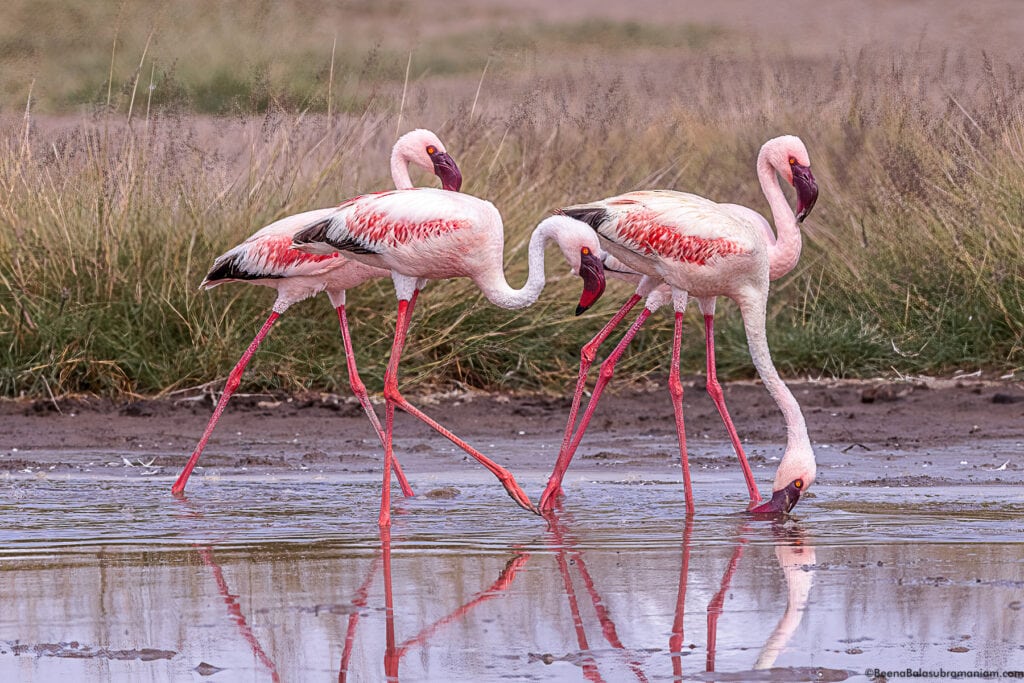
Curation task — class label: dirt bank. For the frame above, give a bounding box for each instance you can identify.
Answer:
[2,377,1022,482]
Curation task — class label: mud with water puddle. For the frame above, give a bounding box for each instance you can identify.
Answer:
[1,437,1022,682]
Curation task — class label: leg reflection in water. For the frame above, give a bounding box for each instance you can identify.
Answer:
[195,546,281,682]
[546,507,650,683]
[172,493,282,683]
[680,521,815,678]
[546,511,816,681]
[339,526,530,682]
[669,516,694,680]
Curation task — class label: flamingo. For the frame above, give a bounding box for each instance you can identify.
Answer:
[292,196,607,525]
[171,129,462,496]
[538,135,819,515]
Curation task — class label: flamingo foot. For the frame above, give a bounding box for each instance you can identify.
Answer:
[500,475,539,515]
[538,483,563,513]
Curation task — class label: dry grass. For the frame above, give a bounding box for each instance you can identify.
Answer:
[1,3,1022,398]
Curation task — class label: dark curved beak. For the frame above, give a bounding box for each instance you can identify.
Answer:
[792,163,818,223]
[748,480,803,516]
[429,151,463,192]
[575,249,606,316]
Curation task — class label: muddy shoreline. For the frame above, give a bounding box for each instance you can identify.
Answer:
[2,377,1022,487]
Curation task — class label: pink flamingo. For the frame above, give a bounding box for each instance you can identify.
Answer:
[171,129,462,496]
[539,136,819,515]
[293,199,607,524]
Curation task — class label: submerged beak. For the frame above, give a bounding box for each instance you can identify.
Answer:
[791,163,818,223]
[575,249,606,315]
[429,151,463,192]
[749,480,803,516]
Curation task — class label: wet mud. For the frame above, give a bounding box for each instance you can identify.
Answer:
[1,379,1023,680]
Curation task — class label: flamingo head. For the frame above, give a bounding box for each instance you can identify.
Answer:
[761,135,818,222]
[395,129,463,191]
[538,215,607,315]
[574,245,607,315]
[749,444,817,516]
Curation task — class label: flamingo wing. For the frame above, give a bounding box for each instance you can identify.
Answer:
[202,209,343,287]
[562,191,753,267]
[292,188,491,256]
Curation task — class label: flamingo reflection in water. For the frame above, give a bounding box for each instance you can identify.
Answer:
[191,533,527,682]
[173,497,282,681]
[340,528,530,681]
[679,522,816,679]
[546,510,652,683]
[195,546,281,682]
[175,497,528,682]
[546,510,815,681]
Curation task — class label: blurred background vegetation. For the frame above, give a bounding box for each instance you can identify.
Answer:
[1,0,1022,399]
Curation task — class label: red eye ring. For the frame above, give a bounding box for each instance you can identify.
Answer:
[581,247,590,255]
[789,157,797,165]
[794,479,804,489]
[426,146,437,155]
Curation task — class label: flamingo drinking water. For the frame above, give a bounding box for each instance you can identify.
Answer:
[538,135,820,515]
[293,193,607,525]
[171,129,462,496]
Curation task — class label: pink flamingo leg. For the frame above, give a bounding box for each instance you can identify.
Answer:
[539,307,653,512]
[381,299,537,517]
[552,294,644,495]
[668,312,695,516]
[703,314,761,505]
[172,311,281,495]
[379,398,398,528]
[336,305,413,498]
[669,516,695,680]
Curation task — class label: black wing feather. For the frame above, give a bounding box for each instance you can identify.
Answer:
[558,207,610,231]
[292,218,380,255]
[204,253,282,283]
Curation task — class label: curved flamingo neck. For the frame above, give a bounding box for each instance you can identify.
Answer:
[757,154,802,281]
[755,344,809,451]
[740,298,814,486]
[475,219,564,310]
[390,149,415,190]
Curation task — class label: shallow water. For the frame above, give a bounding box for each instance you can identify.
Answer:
[1,470,1022,681]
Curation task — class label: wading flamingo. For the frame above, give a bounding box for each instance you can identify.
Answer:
[293,196,607,525]
[171,129,462,496]
[539,135,819,516]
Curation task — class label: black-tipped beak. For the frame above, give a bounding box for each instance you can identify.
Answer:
[429,151,463,192]
[575,249,606,316]
[748,480,803,516]
[792,163,818,222]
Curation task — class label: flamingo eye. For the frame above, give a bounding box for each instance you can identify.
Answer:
[581,247,591,256]
[426,146,437,155]
[794,479,804,489]
[788,157,797,165]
